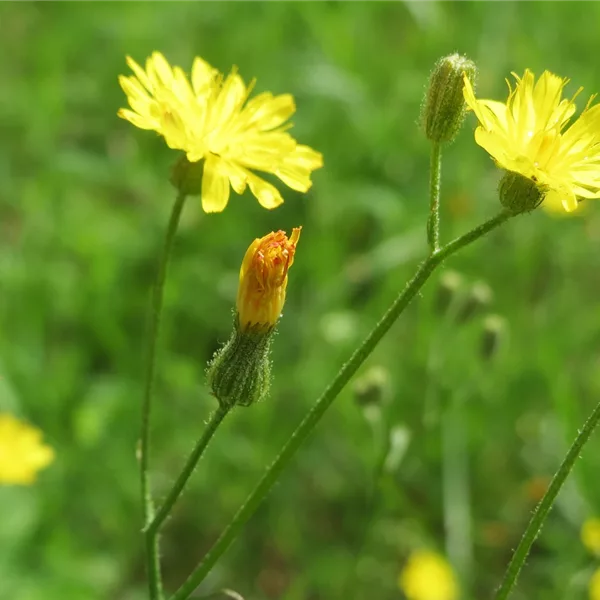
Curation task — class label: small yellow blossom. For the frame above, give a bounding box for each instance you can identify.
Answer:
[118,52,323,213]
[590,567,600,600]
[399,550,458,600]
[0,413,54,485]
[463,69,600,212]
[582,518,600,555]
[236,227,301,331]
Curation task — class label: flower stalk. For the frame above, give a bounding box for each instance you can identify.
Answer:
[427,142,442,252]
[141,191,187,600]
[147,405,231,537]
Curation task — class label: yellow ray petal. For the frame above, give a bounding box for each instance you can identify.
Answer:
[247,173,284,209]
[239,93,296,132]
[126,55,153,92]
[201,155,231,213]
[191,56,217,97]
[117,108,157,130]
[222,161,248,194]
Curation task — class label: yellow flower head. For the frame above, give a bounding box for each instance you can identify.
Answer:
[582,518,600,555]
[399,550,458,600]
[118,52,323,213]
[0,413,54,485]
[236,227,301,331]
[590,567,600,600]
[463,69,600,212]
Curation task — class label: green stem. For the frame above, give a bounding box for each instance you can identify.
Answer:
[427,142,442,252]
[147,405,231,537]
[141,191,187,600]
[494,397,600,600]
[169,209,512,600]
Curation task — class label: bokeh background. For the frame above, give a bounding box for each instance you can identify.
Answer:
[3,2,600,599]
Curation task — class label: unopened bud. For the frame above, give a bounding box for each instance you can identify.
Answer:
[456,281,492,324]
[499,171,545,215]
[206,228,301,408]
[480,314,507,362]
[422,54,477,143]
[353,366,391,407]
[435,270,464,316]
[170,155,203,196]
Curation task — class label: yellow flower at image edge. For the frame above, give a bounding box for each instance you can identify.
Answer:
[237,227,301,331]
[463,69,600,213]
[590,567,600,600]
[399,550,458,600]
[0,413,54,484]
[118,52,323,213]
[582,518,600,555]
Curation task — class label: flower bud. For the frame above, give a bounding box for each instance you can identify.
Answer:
[207,228,301,408]
[456,281,492,324]
[170,155,203,196]
[237,228,301,332]
[422,54,477,143]
[479,314,507,362]
[498,170,545,214]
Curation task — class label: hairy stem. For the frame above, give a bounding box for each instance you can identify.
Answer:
[427,142,442,252]
[147,405,231,537]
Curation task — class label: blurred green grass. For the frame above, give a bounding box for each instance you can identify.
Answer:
[3,2,600,599]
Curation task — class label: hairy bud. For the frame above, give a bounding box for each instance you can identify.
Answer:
[422,54,477,143]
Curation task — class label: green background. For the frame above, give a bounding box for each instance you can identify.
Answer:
[2,2,600,599]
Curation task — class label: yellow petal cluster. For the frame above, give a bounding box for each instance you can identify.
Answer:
[463,69,600,212]
[118,52,323,213]
[398,550,458,600]
[237,228,301,331]
[0,413,54,485]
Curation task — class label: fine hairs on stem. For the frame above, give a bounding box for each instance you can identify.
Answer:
[427,141,443,252]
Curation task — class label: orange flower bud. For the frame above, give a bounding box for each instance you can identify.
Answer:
[236,227,301,331]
